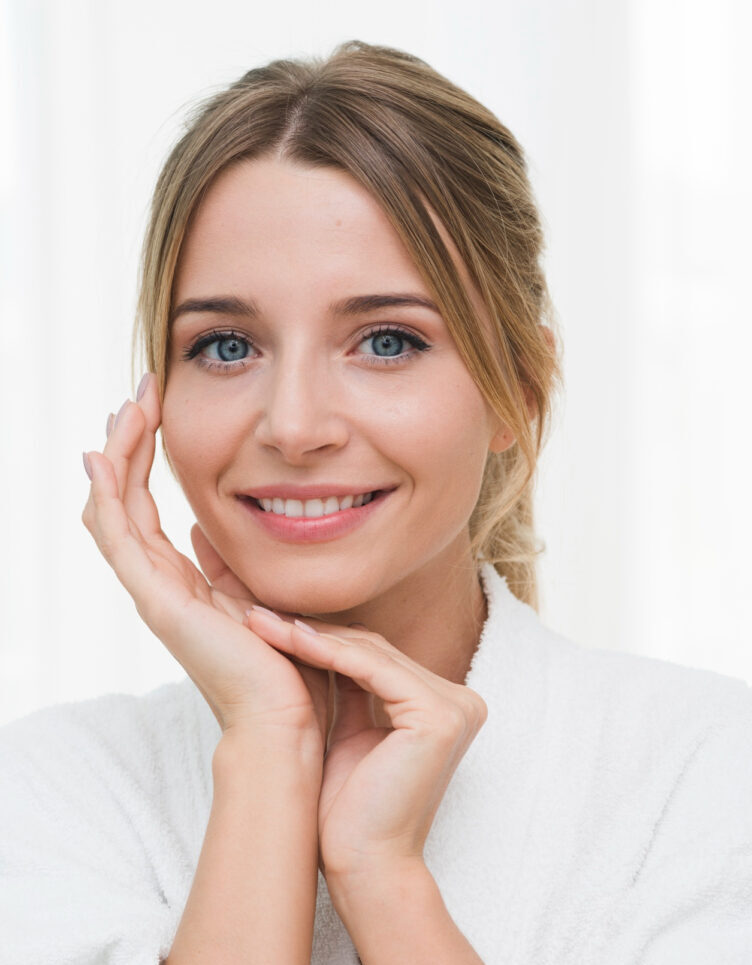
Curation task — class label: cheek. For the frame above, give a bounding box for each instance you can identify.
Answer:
[161,386,239,502]
[399,375,492,516]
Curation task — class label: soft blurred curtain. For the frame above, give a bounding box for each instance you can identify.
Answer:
[1,0,750,726]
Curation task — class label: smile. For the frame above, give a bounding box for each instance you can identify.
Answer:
[253,492,377,518]
[236,488,393,543]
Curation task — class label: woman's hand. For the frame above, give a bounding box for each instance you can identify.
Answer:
[81,375,329,746]
[244,608,488,881]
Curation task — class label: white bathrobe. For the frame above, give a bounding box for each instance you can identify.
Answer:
[1,565,751,964]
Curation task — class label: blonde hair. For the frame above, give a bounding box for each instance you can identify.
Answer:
[135,41,562,610]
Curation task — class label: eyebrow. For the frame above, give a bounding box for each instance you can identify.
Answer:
[170,292,441,324]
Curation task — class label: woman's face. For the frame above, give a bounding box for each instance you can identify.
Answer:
[163,157,509,615]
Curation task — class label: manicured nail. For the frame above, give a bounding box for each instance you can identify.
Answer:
[294,618,318,635]
[82,452,93,480]
[105,413,114,437]
[114,398,130,428]
[136,373,151,401]
[250,605,283,621]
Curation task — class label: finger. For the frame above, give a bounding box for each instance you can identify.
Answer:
[84,452,234,663]
[191,524,256,601]
[101,397,164,539]
[121,375,164,536]
[101,397,145,496]
[82,450,166,607]
[294,617,444,692]
[82,446,142,547]
[248,613,436,720]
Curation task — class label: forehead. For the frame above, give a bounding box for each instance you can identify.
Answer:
[173,157,430,305]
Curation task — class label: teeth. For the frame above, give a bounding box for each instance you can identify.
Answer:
[304,498,324,518]
[255,492,377,517]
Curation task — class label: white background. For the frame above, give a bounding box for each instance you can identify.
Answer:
[1,0,750,727]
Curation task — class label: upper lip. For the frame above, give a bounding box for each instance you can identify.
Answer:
[238,484,396,500]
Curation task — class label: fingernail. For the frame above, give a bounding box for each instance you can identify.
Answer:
[250,605,283,621]
[136,373,150,401]
[114,398,130,428]
[82,452,93,480]
[105,413,114,437]
[294,618,318,635]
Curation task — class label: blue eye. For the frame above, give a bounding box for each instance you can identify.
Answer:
[184,330,254,368]
[358,326,430,362]
[368,332,405,356]
[205,335,250,362]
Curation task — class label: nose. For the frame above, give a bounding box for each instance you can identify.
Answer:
[253,350,350,463]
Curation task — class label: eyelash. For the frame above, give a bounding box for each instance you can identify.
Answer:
[182,325,432,372]
[356,325,431,366]
[182,329,256,373]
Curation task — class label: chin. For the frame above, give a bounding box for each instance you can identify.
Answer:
[237,556,382,618]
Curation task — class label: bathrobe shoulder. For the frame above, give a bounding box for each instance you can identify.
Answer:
[0,675,219,965]
[444,566,752,964]
[0,565,750,964]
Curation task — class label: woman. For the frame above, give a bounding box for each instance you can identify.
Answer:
[2,41,751,965]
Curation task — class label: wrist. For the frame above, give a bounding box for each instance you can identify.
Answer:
[213,726,323,787]
[325,854,429,910]
[326,859,483,964]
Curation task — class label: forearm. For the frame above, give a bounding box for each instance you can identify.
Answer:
[327,860,484,965]
[166,730,322,965]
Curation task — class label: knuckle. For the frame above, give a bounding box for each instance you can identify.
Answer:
[462,689,488,730]
[433,703,466,742]
[437,687,488,737]
[470,693,489,728]
[81,504,93,532]
[369,647,393,667]
[351,627,389,650]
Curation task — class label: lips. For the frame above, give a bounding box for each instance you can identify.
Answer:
[236,487,394,543]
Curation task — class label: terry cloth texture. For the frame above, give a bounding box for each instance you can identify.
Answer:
[1,565,751,964]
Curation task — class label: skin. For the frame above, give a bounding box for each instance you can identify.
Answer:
[163,156,513,686]
[82,156,519,962]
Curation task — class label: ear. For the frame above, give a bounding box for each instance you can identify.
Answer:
[489,424,516,454]
[489,326,554,453]
[488,386,538,454]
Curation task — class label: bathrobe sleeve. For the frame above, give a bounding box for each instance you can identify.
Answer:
[0,686,207,965]
[598,700,752,965]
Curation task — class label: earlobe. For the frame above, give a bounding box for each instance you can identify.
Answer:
[489,427,515,454]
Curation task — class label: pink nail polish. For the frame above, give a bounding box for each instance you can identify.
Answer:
[136,373,150,401]
[82,452,93,480]
[114,398,130,428]
[105,413,114,437]
[250,605,283,621]
[294,619,318,635]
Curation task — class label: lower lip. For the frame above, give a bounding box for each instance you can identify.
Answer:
[237,491,392,543]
